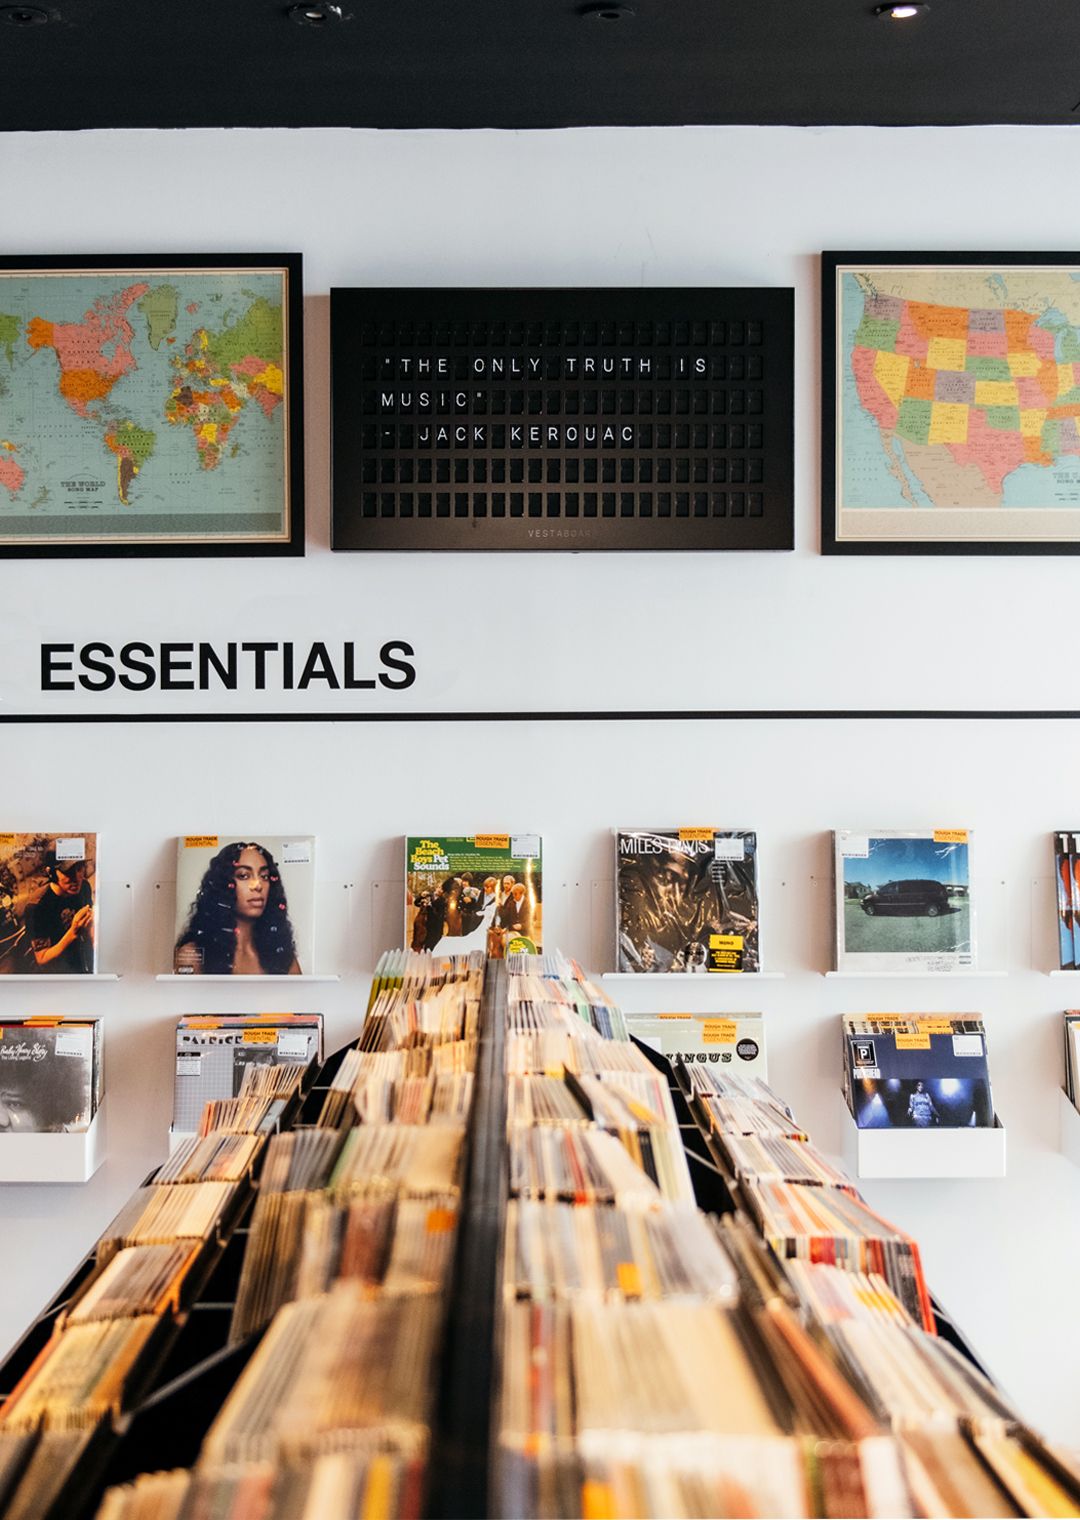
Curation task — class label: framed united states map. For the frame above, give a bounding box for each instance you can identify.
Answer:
[0,254,303,557]
[823,251,1080,554]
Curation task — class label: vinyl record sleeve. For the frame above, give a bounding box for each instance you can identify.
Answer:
[834,829,976,974]
[0,832,98,975]
[172,835,315,975]
[0,1018,99,1131]
[1054,833,1077,971]
[404,835,542,957]
[843,1014,994,1129]
[615,828,759,973]
[629,1013,768,1080]
[172,1014,323,1133]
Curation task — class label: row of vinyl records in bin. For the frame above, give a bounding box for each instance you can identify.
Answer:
[1,949,1079,1519]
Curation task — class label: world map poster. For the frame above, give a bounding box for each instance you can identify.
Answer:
[0,258,300,553]
[827,256,1080,551]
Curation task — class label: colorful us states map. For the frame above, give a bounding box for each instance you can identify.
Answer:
[836,265,1080,542]
[0,269,289,544]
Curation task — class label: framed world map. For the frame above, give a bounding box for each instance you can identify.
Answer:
[823,251,1080,554]
[0,254,303,557]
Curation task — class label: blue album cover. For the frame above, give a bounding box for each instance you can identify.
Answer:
[845,1017,994,1129]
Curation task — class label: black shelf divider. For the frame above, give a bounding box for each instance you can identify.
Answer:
[428,957,507,1520]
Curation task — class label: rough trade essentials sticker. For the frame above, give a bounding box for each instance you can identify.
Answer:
[242,1029,277,1044]
[184,836,219,849]
[473,835,510,850]
[701,1020,740,1045]
[55,838,86,861]
[934,829,969,844]
[894,1033,932,1050]
[679,828,715,843]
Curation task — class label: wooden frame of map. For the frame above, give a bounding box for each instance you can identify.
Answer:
[0,253,303,558]
[823,251,1080,555]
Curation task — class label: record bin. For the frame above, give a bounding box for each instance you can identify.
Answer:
[837,1092,1007,1180]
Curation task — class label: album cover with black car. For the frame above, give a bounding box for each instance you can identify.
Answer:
[0,833,98,975]
[843,1013,994,1130]
[833,828,975,974]
[0,1018,101,1132]
[615,828,759,973]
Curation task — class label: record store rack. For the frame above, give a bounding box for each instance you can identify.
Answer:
[0,959,1024,1520]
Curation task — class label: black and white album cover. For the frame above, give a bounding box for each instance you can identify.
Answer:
[0,1018,100,1132]
[615,828,759,973]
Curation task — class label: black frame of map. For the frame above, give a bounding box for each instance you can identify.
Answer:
[823,250,1080,556]
[0,253,304,559]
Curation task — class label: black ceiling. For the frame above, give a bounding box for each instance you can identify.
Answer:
[2,0,1079,132]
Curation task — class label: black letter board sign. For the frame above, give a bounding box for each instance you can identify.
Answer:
[331,288,794,551]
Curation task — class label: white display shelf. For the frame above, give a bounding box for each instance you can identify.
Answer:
[838,1094,1006,1180]
[825,970,1006,979]
[168,1127,196,1156]
[602,971,785,982]
[1060,1090,1080,1168]
[155,974,340,983]
[0,1101,106,1184]
[0,974,121,982]
[1049,970,1080,978]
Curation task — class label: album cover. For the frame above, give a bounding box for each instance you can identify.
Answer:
[843,1014,994,1129]
[172,1014,323,1134]
[615,828,759,973]
[1054,833,1077,972]
[405,835,542,957]
[0,1018,101,1131]
[173,836,316,975]
[0,833,98,975]
[629,1013,767,1080]
[833,829,975,974]
[1065,1013,1080,1104]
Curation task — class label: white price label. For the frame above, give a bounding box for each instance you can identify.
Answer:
[714,836,746,861]
[277,1031,312,1057]
[953,1035,984,1057]
[176,1054,202,1076]
[511,834,541,859]
[55,1030,90,1058]
[839,834,870,858]
[55,837,86,861]
[282,841,312,865]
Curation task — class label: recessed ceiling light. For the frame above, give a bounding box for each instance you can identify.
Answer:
[875,2,928,16]
[579,3,635,19]
[287,2,346,25]
[0,5,52,24]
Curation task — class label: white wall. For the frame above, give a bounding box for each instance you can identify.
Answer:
[1,126,1079,1445]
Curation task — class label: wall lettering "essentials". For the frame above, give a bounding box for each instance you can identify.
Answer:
[40,640,416,693]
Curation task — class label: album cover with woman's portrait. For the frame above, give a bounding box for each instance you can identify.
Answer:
[0,832,98,975]
[173,835,316,975]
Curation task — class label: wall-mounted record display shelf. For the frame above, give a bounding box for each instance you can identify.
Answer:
[603,971,785,981]
[331,287,794,552]
[0,1100,107,1184]
[155,974,340,983]
[837,1093,1007,1181]
[0,973,121,982]
[1059,1091,1080,1169]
